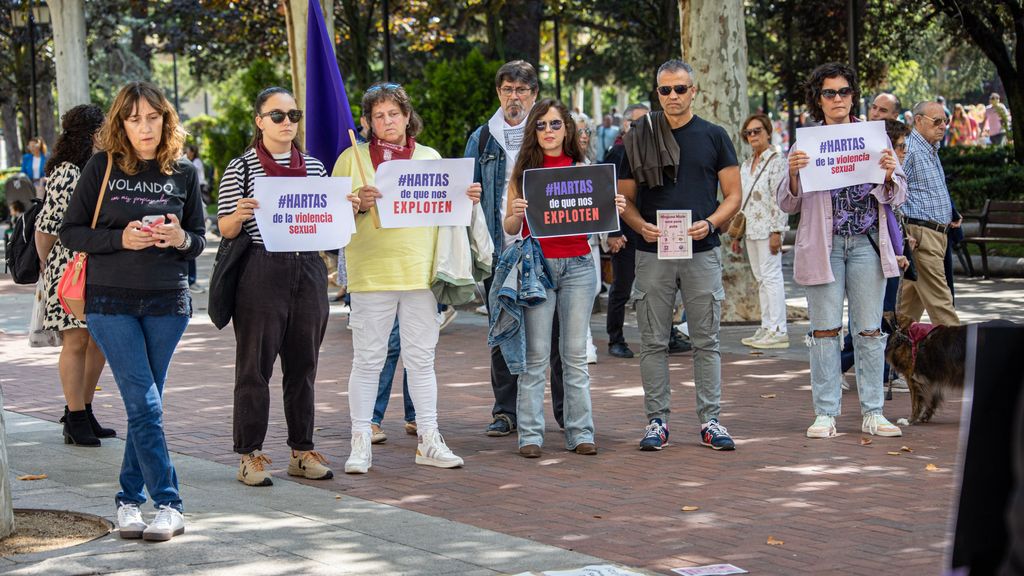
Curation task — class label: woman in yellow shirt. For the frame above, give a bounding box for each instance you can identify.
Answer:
[334,82,480,474]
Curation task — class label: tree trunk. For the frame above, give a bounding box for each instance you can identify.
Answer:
[0,384,14,540]
[130,1,152,73]
[38,84,57,151]
[1,100,20,169]
[679,0,759,323]
[500,0,542,66]
[49,0,91,118]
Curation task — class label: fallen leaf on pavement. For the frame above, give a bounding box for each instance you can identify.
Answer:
[887,451,901,456]
[17,474,47,481]
[760,394,776,399]
[925,463,939,472]
[750,351,764,356]
[593,515,602,519]
[335,495,341,500]
[900,446,913,452]
[859,437,873,445]
[681,506,700,512]
[767,536,784,546]
[94,386,102,391]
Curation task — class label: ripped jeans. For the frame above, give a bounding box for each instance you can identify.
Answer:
[805,233,886,417]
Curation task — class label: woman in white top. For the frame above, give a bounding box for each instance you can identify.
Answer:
[731,113,788,349]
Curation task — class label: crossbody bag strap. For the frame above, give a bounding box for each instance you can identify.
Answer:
[741,150,776,212]
[89,152,113,230]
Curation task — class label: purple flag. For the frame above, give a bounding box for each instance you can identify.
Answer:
[305,0,355,174]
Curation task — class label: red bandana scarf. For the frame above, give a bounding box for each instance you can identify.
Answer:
[255,140,307,177]
[369,137,416,170]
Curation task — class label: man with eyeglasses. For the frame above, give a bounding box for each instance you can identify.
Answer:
[898,101,960,327]
[466,60,567,437]
[868,93,901,122]
[618,59,741,452]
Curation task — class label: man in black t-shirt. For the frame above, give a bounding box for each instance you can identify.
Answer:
[618,59,741,452]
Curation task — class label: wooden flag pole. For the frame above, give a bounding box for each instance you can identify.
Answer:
[348,129,381,229]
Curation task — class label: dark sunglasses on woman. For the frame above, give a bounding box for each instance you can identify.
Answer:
[657,84,692,96]
[741,127,764,137]
[820,87,854,100]
[535,120,564,132]
[259,109,304,124]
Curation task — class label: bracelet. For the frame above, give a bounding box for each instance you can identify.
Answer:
[704,219,716,234]
[175,233,192,251]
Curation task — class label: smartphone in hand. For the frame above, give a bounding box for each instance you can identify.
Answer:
[141,214,166,233]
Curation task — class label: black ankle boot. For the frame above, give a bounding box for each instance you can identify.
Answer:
[62,407,101,447]
[85,404,116,438]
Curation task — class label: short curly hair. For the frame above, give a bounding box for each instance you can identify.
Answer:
[45,104,105,177]
[804,62,860,123]
[360,82,423,142]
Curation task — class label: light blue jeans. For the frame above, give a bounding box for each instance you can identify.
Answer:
[804,233,887,417]
[518,255,596,450]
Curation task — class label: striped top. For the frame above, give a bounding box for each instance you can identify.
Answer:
[216,148,328,245]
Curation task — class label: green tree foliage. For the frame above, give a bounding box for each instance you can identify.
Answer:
[406,49,503,158]
[940,146,1024,209]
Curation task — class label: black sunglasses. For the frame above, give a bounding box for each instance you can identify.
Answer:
[535,120,564,132]
[821,87,854,100]
[657,84,692,96]
[742,127,764,137]
[259,109,303,124]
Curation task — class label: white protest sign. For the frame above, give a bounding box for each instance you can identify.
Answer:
[374,157,475,228]
[253,177,355,252]
[795,121,888,193]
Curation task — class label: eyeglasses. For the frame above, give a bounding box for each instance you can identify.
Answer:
[741,127,764,137]
[579,127,592,135]
[657,84,692,96]
[500,86,533,97]
[917,113,949,127]
[893,142,907,151]
[821,87,854,100]
[259,109,303,124]
[535,120,564,132]
[366,83,401,94]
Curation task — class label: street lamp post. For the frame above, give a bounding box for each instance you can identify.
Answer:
[12,1,51,139]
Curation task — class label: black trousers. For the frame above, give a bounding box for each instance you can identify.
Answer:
[232,245,328,454]
[485,274,564,427]
[606,239,636,346]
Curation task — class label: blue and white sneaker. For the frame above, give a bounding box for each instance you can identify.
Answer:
[639,418,669,451]
[701,418,736,451]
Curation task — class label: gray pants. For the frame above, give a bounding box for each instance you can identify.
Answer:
[634,248,725,425]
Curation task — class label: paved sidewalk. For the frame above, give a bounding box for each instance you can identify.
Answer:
[1,242,1021,574]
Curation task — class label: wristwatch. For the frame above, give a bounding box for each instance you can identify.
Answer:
[175,233,192,251]
[704,219,717,235]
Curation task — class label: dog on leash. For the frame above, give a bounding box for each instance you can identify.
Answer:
[883,312,966,424]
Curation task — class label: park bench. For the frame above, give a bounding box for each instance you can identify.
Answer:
[961,199,1024,278]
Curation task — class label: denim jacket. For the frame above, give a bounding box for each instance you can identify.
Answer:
[487,237,554,374]
[465,125,506,261]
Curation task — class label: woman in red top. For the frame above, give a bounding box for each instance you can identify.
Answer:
[503,99,624,458]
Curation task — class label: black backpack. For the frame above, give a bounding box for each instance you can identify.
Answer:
[4,198,44,284]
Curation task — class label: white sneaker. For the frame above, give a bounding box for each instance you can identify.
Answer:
[890,376,910,392]
[741,327,768,346]
[117,502,147,539]
[862,413,902,437]
[345,432,372,474]
[142,505,185,542]
[437,307,458,331]
[806,415,837,438]
[751,330,790,349]
[587,348,598,364]
[415,429,464,468]
[474,304,488,316]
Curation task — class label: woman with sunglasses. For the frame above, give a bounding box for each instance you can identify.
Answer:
[504,98,625,458]
[777,63,906,440]
[335,82,481,474]
[732,113,788,350]
[218,87,348,487]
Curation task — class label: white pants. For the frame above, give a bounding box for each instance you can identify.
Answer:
[348,289,439,435]
[745,237,787,333]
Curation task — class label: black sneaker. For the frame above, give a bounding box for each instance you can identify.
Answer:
[608,342,635,358]
[639,418,669,451]
[486,414,516,436]
[701,418,736,451]
[669,329,692,354]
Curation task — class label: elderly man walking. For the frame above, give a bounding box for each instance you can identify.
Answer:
[898,101,961,326]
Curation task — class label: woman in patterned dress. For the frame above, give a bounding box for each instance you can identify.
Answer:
[35,104,114,446]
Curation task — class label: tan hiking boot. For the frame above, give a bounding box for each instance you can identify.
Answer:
[289,450,334,480]
[238,451,273,486]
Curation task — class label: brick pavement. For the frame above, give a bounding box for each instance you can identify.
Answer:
[0,288,959,575]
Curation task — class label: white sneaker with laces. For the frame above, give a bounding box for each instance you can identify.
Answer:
[806,415,837,438]
[890,376,910,392]
[751,330,790,349]
[345,432,372,474]
[437,308,458,331]
[142,505,185,542]
[117,502,147,539]
[862,413,902,437]
[415,429,464,468]
[741,327,768,346]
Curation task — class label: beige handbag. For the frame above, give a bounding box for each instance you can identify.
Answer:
[726,150,775,239]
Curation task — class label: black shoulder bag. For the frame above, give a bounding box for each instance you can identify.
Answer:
[208,160,253,329]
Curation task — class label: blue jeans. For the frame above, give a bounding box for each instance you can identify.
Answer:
[805,234,887,417]
[518,255,596,450]
[87,312,189,511]
[372,317,415,425]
